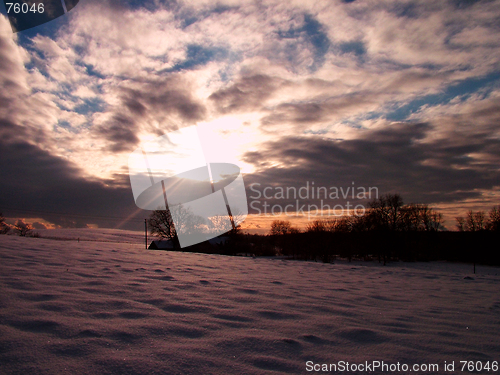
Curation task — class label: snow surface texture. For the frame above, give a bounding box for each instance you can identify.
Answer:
[0,231,499,374]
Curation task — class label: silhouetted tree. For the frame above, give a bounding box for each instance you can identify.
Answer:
[456,216,466,231]
[326,216,357,233]
[401,204,443,231]
[14,220,33,237]
[149,205,205,248]
[304,218,357,262]
[0,212,9,234]
[456,210,486,231]
[486,206,500,231]
[268,220,300,257]
[306,220,327,233]
[470,211,486,231]
[427,210,443,232]
[149,209,176,242]
[366,193,404,231]
[457,206,500,232]
[269,220,296,235]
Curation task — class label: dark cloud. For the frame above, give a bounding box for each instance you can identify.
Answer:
[242,122,500,213]
[209,74,286,114]
[96,77,206,152]
[0,137,146,230]
[254,69,483,131]
[99,114,140,153]
[259,92,374,130]
[261,102,325,126]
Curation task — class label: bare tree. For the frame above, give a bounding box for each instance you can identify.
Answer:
[486,206,500,231]
[14,220,33,237]
[427,211,443,231]
[471,211,486,231]
[269,220,297,235]
[170,205,205,237]
[306,217,358,233]
[0,212,9,234]
[149,208,177,241]
[456,216,466,231]
[455,210,486,231]
[207,214,233,235]
[401,204,443,231]
[148,205,205,248]
[328,216,356,232]
[386,194,404,230]
[400,204,421,231]
[366,193,404,231]
[306,220,327,233]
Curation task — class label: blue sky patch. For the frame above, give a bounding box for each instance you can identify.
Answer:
[163,44,228,72]
[339,41,366,57]
[73,97,107,116]
[277,14,330,71]
[385,71,500,121]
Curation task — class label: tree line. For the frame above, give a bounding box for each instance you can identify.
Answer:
[266,194,499,264]
[143,194,499,266]
[455,207,500,232]
[271,194,500,235]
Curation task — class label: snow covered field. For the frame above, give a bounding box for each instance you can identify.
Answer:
[35,228,146,244]
[1,230,499,374]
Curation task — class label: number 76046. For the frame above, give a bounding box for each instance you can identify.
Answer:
[6,2,45,13]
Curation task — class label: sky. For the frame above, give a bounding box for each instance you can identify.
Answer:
[1,0,500,233]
